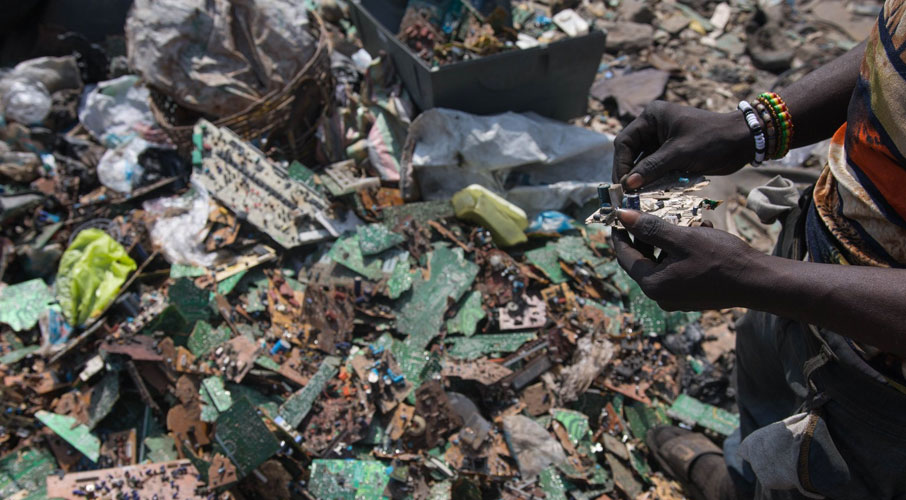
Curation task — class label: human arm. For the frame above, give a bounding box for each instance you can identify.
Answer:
[612,41,867,190]
[612,209,906,357]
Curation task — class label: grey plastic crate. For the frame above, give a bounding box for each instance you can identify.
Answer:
[349,0,606,121]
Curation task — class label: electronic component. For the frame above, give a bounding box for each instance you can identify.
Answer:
[586,176,721,227]
[46,460,205,499]
[191,120,340,248]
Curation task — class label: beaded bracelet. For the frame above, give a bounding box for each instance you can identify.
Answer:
[753,100,778,159]
[737,101,766,164]
[757,92,794,159]
[755,96,786,158]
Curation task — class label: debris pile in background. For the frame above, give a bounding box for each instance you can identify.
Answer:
[397,0,595,65]
[0,0,879,498]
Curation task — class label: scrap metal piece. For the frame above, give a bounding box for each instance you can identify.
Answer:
[308,459,391,500]
[586,176,719,227]
[349,348,413,414]
[100,335,164,361]
[415,381,463,448]
[211,245,277,282]
[606,453,643,499]
[498,354,552,392]
[446,290,485,336]
[0,279,54,332]
[320,159,381,196]
[446,332,536,360]
[45,460,205,499]
[525,243,568,284]
[191,119,338,247]
[35,411,100,462]
[0,447,56,500]
[397,245,479,350]
[200,375,234,422]
[85,371,120,429]
[213,397,281,480]
[98,429,137,467]
[278,356,341,428]
[498,295,547,331]
[667,393,739,436]
[385,254,414,299]
[358,223,406,255]
[329,233,384,280]
[442,357,512,385]
[447,392,493,450]
[187,321,230,357]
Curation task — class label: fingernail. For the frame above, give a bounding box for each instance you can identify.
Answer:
[616,208,641,227]
[625,173,643,189]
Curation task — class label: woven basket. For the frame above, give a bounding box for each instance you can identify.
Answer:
[149,11,333,162]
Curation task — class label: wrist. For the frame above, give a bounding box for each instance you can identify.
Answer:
[721,111,757,164]
[736,252,793,310]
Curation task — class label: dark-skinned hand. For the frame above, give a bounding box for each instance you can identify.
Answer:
[612,101,756,190]
[611,209,763,311]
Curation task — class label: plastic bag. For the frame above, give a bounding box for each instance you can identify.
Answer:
[96,137,148,193]
[526,210,575,235]
[126,0,319,117]
[1,78,52,125]
[142,184,217,267]
[78,75,155,148]
[401,108,614,216]
[502,414,568,479]
[56,229,137,326]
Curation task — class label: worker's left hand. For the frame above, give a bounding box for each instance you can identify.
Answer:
[611,209,764,311]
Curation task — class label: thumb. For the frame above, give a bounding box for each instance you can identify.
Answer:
[616,209,684,251]
[620,148,673,190]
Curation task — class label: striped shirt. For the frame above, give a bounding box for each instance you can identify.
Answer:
[807,0,906,381]
[809,0,906,268]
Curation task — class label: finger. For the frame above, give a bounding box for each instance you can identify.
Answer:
[612,229,657,281]
[612,117,656,183]
[619,147,674,190]
[633,238,657,261]
[616,209,685,252]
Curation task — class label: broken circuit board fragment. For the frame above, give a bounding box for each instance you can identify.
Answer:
[585,175,722,227]
[191,119,346,247]
[46,460,206,499]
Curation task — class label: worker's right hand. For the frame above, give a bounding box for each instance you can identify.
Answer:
[612,101,756,190]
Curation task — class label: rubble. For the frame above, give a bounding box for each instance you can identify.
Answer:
[0,0,876,498]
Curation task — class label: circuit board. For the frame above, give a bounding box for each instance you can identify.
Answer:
[0,447,56,500]
[308,459,390,500]
[45,460,205,499]
[213,397,281,479]
[445,332,536,360]
[35,411,100,462]
[191,120,336,247]
[278,356,341,427]
[585,176,720,227]
[667,394,739,436]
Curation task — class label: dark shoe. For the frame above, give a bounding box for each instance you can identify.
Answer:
[647,425,737,500]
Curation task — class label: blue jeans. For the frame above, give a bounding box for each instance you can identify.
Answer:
[724,197,906,500]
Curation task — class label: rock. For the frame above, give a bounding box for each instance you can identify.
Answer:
[747,24,795,72]
[659,13,691,36]
[619,0,655,24]
[600,21,655,53]
[714,33,745,57]
[0,152,42,183]
[590,68,670,117]
[709,2,732,32]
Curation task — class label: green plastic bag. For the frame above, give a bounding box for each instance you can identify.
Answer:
[56,229,136,326]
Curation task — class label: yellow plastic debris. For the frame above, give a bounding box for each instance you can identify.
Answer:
[56,228,137,326]
[452,184,528,247]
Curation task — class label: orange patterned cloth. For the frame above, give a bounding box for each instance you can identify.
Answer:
[808,0,906,268]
